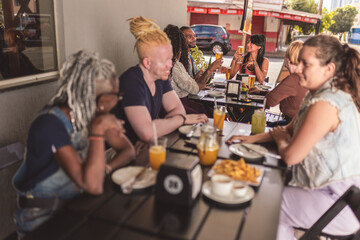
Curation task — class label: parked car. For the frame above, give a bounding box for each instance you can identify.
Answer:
[190,24,232,55]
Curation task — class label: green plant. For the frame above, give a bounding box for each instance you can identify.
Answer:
[190,46,209,71]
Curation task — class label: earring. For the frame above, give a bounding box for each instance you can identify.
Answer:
[99,105,105,111]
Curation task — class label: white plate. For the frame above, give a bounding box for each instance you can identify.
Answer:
[111,166,157,190]
[229,143,268,160]
[178,125,202,138]
[213,78,226,83]
[208,160,265,187]
[207,90,224,98]
[258,85,272,91]
[202,181,254,205]
[248,95,265,101]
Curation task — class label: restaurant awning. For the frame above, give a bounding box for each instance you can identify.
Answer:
[187,2,321,24]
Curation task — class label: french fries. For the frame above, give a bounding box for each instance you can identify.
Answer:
[212,159,261,183]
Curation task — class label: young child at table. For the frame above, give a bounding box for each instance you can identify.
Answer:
[13,50,135,236]
[227,35,360,239]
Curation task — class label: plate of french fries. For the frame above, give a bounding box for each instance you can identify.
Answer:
[208,159,264,187]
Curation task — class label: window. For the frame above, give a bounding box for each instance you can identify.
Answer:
[0,0,58,85]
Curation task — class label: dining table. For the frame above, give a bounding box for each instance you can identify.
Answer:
[188,76,274,123]
[24,120,286,240]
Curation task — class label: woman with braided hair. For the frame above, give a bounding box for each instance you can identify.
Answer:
[13,50,135,235]
[164,24,211,116]
[111,16,207,145]
[227,35,360,238]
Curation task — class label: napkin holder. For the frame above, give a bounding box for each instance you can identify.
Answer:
[155,156,202,206]
[226,80,241,97]
[236,73,249,86]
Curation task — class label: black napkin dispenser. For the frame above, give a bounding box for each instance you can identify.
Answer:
[155,156,202,206]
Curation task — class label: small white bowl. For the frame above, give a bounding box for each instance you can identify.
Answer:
[211,174,234,196]
[233,182,248,197]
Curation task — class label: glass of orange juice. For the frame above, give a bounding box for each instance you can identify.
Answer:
[213,106,226,130]
[197,125,219,166]
[149,137,167,170]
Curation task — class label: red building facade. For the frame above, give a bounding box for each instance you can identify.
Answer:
[187,1,321,52]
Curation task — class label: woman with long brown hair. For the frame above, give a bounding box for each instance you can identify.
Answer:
[227,35,360,238]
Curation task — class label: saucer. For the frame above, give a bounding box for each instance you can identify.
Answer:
[111,166,157,190]
[202,181,254,205]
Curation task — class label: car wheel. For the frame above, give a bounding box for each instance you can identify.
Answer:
[211,43,223,54]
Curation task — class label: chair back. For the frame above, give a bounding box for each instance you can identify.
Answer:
[299,185,360,240]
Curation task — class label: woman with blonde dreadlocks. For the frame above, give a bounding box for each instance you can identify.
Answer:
[13,50,135,236]
[111,16,208,145]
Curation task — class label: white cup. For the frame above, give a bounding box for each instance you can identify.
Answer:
[233,182,248,197]
[211,174,234,196]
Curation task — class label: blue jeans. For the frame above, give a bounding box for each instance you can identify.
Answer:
[13,168,80,235]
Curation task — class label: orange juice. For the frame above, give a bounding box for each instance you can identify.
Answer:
[149,145,166,170]
[248,75,256,88]
[215,53,223,60]
[197,145,219,166]
[213,109,226,130]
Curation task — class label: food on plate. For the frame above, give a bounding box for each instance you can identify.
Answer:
[212,159,260,183]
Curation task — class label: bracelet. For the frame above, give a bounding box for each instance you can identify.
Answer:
[176,114,186,125]
[89,134,105,141]
[105,164,113,175]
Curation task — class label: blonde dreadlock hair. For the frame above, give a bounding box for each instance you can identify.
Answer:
[128,16,170,59]
[48,50,117,132]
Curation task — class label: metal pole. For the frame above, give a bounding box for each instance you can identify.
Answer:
[315,0,324,34]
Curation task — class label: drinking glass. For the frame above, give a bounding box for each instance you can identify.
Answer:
[225,67,231,80]
[215,51,223,60]
[248,75,256,88]
[149,137,167,170]
[237,46,244,63]
[251,110,266,134]
[213,105,226,130]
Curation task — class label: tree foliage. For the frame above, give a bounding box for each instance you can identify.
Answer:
[320,8,334,33]
[286,0,318,14]
[328,5,358,35]
[285,0,318,34]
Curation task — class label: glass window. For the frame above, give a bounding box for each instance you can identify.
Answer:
[201,26,217,34]
[0,0,58,81]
